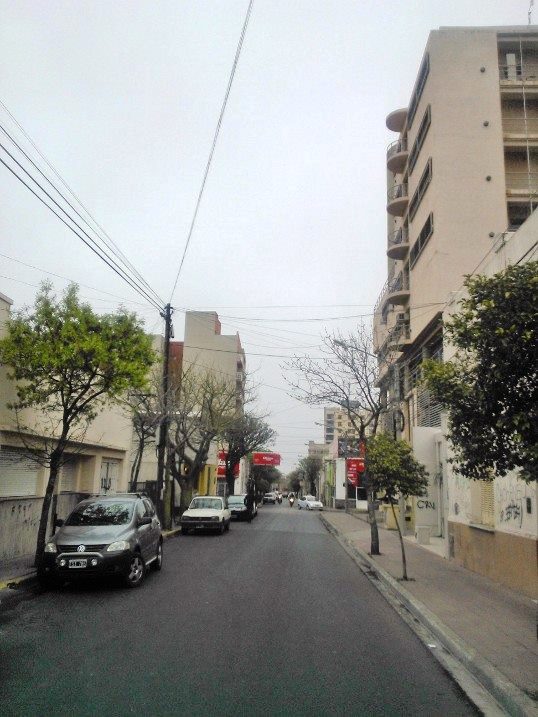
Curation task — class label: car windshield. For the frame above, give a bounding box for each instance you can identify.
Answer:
[305,496,316,501]
[228,496,245,504]
[65,501,133,526]
[190,497,222,510]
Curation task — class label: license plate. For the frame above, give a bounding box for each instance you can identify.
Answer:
[68,559,87,568]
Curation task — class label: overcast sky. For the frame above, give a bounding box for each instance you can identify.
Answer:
[0,0,530,473]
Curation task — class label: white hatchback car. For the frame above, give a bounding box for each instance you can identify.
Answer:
[298,495,324,511]
[181,496,231,535]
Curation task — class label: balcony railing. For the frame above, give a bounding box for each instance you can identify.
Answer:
[373,267,395,316]
[502,117,538,134]
[499,64,538,81]
[388,227,409,248]
[388,271,410,295]
[505,171,538,194]
[387,183,408,203]
[387,138,408,160]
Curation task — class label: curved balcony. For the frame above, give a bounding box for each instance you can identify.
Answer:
[387,138,408,173]
[382,272,410,311]
[387,227,410,260]
[387,183,408,216]
[386,107,408,133]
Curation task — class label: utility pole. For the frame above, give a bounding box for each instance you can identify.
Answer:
[156,303,173,524]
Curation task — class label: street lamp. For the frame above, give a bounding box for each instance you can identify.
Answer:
[333,339,376,360]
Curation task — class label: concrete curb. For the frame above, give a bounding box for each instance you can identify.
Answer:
[320,514,538,717]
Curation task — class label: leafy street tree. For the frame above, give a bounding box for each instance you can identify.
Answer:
[423,262,538,483]
[167,367,238,513]
[0,283,155,566]
[285,324,388,554]
[299,455,323,495]
[366,434,428,580]
[221,413,277,496]
[287,469,302,495]
[251,464,281,498]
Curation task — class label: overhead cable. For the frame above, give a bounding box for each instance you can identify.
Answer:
[0,100,163,308]
[169,0,254,302]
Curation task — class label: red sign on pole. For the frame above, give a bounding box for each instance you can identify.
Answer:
[252,452,281,466]
[346,458,364,487]
[217,451,239,480]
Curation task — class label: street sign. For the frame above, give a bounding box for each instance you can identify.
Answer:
[217,451,239,479]
[252,452,281,466]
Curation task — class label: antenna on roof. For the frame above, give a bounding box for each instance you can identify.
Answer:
[530,0,534,25]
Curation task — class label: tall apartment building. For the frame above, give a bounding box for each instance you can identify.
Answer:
[323,406,361,444]
[373,26,537,593]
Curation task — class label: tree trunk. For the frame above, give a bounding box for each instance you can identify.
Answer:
[362,467,379,555]
[129,436,144,492]
[390,501,408,580]
[34,452,61,568]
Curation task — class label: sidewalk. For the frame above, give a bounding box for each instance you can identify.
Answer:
[322,510,537,716]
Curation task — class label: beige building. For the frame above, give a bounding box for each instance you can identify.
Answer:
[183,311,247,495]
[0,291,133,563]
[323,406,361,445]
[373,26,537,595]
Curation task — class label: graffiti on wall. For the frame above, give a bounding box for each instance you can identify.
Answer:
[499,501,522,528]
[495,477,534,533]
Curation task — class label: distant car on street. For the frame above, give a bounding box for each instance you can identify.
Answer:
[228,494,257,521]
[298,495,324,511]
[263,492,277,504]
[38,493,163,589]
[181,496,231,535]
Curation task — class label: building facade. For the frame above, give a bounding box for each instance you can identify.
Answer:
[373,26,537,594]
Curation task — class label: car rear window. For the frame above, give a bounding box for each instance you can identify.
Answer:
[228,496,245,505]
[66,501,134,526]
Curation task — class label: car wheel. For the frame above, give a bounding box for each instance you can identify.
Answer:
[298,505,302,509]
[181,526,189,535]
[152,541,163,571]
[124,553,145,588]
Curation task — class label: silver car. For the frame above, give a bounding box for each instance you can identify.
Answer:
[38,494,163,589]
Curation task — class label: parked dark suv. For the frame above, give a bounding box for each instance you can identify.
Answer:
[38,493,163,588]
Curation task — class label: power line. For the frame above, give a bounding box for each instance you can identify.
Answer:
[169,0,254,302]
[0,252,153,307]
[0,148,163,312]
[0,99,163,308]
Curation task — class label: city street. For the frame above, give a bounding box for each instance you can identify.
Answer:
[1,505,478,717]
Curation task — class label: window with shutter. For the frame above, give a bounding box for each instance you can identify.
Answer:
[0,447,39,497]
[480,480,495,527]
[60,458,77,492]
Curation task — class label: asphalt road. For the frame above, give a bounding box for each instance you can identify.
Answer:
[0,504,478,717]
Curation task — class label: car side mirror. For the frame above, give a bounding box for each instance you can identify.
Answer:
[138,516,152,526]
[55,518,64,527]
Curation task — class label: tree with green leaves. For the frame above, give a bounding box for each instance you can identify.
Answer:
[423,262,538,483]
[0,283,155,566]
[251,464,281,499]
[299,455,323,495]
[221,413,277,496]
[366,434,428,580]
